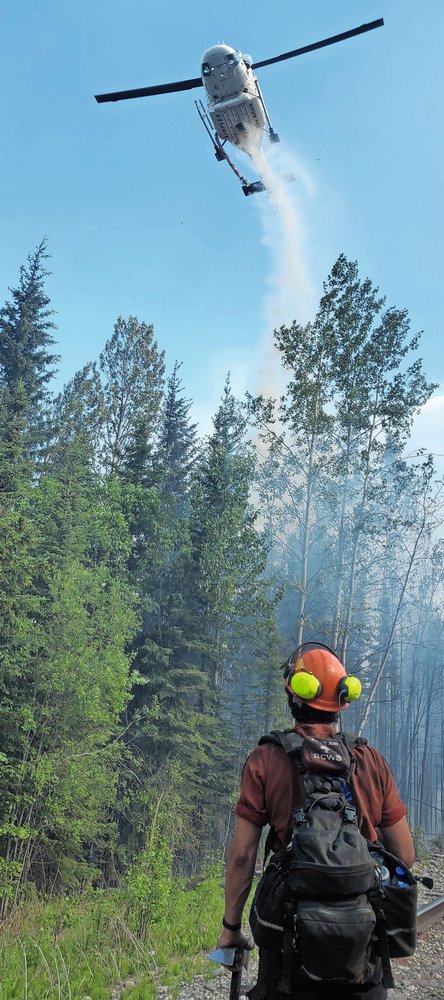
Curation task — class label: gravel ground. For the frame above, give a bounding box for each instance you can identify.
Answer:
[158,927,444,1000]
[153,854,444,1000]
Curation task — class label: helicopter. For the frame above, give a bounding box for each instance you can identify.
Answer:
[95,19,383,197]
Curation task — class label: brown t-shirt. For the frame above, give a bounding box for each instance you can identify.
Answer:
[235,723,406,848]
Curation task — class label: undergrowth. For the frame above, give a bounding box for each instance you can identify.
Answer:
[412,824,430,861]
[0,866,224,999]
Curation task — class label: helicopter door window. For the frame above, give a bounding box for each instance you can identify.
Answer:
[202,62,211,76]
[225,53,240,67]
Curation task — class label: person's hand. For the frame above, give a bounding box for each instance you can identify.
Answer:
[215,928,253,969]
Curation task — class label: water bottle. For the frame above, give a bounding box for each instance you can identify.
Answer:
[379,865,390,886]
[369,850,390,886]
[391,864,409,889]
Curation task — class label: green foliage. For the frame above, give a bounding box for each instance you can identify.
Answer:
[0,246,283,890]
[98,315,165,479]
[0,873,224,999]
[126,837,173,926]
[0,419,140,905]
[0,240,59,468]
[0,858,23,903]
[156,361,197,509]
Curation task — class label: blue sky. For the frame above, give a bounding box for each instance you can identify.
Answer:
[1,0,443,453]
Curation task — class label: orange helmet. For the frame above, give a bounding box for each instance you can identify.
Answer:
[284,642,361,712]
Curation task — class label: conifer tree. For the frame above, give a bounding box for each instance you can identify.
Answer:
[98,316,165,479]
[0,268,142,907]
[0,241,58,471]
[47,363,105,478]
[117,366,204,866]
[187,378,280,852]
[156,361,197,510]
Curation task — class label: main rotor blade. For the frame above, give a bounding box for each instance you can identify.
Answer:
[252,19,384,70]
[95,18,383,103]
[95,76,203,103]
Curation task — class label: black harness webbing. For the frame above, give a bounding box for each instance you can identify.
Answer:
[369,890,395,989]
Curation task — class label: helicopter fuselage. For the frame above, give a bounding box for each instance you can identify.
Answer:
[201,45,267,153]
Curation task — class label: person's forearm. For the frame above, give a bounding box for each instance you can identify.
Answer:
[378,817,415,868]
[224,844,258,925]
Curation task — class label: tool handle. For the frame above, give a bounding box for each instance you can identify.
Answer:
[229,967,242,1000]
[229,950,243,1000]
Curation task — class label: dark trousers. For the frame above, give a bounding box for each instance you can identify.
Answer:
[247,950,387,1000]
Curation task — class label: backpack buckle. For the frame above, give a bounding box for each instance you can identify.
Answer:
[294,808,306,825]
[345,805,357,823]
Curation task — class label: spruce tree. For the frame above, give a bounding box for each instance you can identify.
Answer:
[117,366,204,866]
[156,361,197,510]
[0,241,58,472]
[187,378,280,855]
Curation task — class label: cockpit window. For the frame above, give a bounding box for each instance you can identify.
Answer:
[202,62,211,76]
[225,53,240,67]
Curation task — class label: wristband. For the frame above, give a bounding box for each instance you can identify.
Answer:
[222,917,242,932]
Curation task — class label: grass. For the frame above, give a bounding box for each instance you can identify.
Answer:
[0,872,225,999]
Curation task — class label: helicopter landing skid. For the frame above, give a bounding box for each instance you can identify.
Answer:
[195,100,266,195]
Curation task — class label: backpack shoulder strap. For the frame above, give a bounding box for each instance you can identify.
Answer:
[258,730,304,755]
[341,733,368,780]
[260,731,367,752]
[258,731,305,859]
[258,731,368,774]
[342,732,368,750]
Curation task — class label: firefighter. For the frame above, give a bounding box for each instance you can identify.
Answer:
[216,643,414,999]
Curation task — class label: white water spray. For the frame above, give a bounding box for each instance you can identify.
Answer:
[244,142,316,395]
[250,145,314,324]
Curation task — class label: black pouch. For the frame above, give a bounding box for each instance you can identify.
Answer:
[249,846,291,949]
[370,843,418,957]
[296,895,376,982]
[382,882,417,956]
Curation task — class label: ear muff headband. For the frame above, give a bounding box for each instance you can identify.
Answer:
[289,671,322,701]
[291,641,338,660]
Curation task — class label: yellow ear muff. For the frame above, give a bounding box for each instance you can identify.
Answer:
[289,671,322,701]
[339,675,362,703]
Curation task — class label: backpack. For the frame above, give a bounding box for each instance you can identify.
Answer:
[249,730,396,991]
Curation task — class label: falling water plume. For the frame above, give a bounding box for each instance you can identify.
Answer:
[244,141,315,397]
